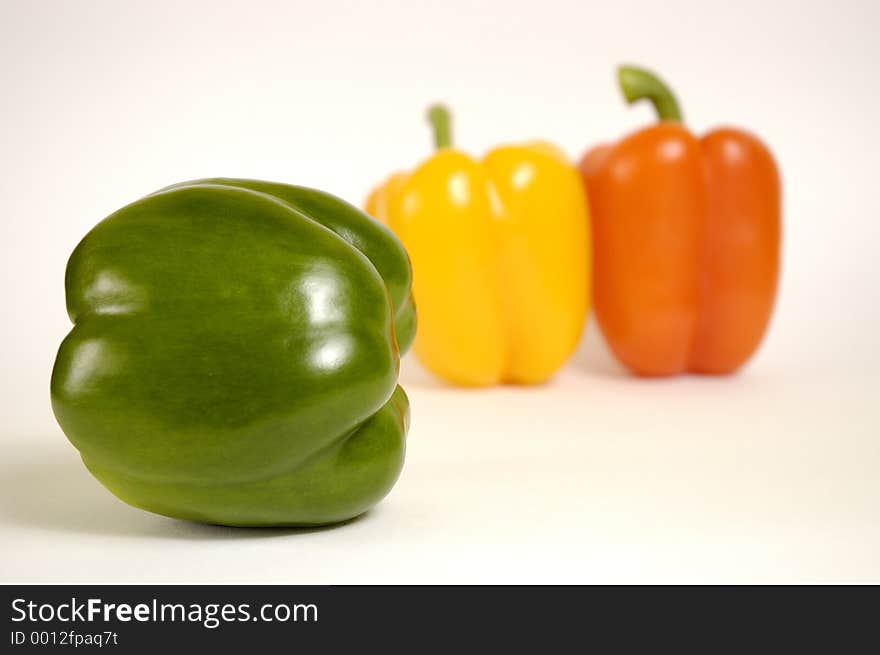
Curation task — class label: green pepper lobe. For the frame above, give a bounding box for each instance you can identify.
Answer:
[51,180,413,526]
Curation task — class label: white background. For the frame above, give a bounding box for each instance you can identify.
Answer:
[1,0,878,582]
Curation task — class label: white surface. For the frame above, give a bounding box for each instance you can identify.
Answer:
[3,335,880,584]
[1,0,879,583]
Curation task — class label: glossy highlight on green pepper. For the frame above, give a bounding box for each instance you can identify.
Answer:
[50,179,415,527]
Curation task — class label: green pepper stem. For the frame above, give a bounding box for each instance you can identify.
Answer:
[426,103,453,150]
[617,65,683,122]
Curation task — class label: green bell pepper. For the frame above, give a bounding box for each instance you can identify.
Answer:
[50,179,415,527]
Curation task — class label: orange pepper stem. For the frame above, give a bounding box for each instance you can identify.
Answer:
[426,103,453,150]
[617,65,683,122]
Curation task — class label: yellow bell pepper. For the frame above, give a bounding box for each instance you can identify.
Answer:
[366,105,591,386]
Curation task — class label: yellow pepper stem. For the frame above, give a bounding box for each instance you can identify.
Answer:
[426,104,453,150]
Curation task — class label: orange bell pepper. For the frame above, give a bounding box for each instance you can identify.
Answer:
[368,105,590,386]
[579,66,781,377]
